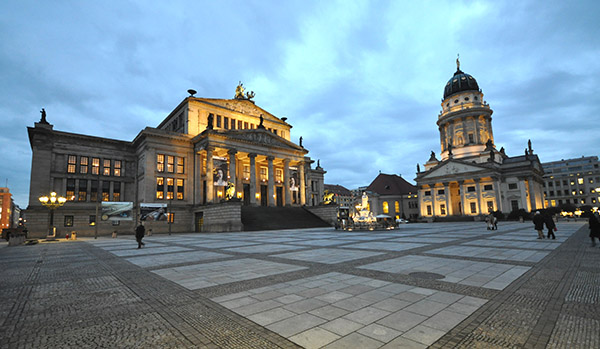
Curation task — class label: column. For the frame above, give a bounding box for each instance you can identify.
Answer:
[528,177,536,211]
[299,161,306,205]
[431,185,437,217]
[248,153,257,205]
[459,180,465,215]
[283,159,291,206]
[228,149,237,189]
[493,176,503,212]
[194,152,202,205]
[443,182,450,216]
[267,156,275,206]
[206,147,214,203]
[518,177,528,211]
[475,179,482,215]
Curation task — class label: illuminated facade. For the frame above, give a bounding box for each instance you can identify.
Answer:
[26,85,325,237]
[0,188,15,230]
[415,59,545,219]
[364,174,419,220]
[542,156,600,208]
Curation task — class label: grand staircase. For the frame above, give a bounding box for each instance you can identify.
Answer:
[241,206,331,231]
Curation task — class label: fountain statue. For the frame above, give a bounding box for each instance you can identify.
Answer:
[353,192,376,223]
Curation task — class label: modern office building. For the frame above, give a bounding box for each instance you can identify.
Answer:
[542,156,600,208]
[415,59,545,219]
[26,84,326,237]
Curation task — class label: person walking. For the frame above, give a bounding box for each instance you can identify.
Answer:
[544,213,556,240]
[135,223,146,249]
[533,211,545,239]
[589,211,600,247]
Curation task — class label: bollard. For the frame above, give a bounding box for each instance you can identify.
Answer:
[112,231,117,238]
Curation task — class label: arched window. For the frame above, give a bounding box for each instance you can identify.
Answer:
[383,201,389,214]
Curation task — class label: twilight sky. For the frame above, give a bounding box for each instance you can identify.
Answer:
[1,0,599,208]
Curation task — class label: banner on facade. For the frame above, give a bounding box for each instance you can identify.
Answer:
[101,202,133,221]
[213,158,228,186]
[140,203,167,221]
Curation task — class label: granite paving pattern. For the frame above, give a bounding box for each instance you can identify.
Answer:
[1,220,596,348]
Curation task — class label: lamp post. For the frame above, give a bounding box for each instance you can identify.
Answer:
[39,192,67,240]
[168,197,173,235]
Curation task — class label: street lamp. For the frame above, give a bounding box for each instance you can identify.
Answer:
[39,192,67,239]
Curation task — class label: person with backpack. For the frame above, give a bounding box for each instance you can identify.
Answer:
[589,211,600,247]
[544,213,556,240]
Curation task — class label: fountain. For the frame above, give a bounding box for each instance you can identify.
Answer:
[350,192,376,230]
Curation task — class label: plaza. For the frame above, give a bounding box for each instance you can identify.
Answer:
[1,221,598,348]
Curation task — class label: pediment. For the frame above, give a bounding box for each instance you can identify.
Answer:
[197,98,281,123]
[421,160,487,179]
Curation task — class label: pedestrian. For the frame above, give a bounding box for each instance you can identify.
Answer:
[135,222,145,249]
[485,213,493,230]
[544,213,556,240]
[533,211,545,239]
[492,215,498,230]
[589,212,600,247]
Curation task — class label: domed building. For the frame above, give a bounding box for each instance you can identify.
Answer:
[415,58,545,219]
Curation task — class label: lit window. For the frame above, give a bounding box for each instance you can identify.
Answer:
[92,158,100,175]
[157,154,165,172]
[395,201,400,213]
[176,157,184,174]
[67,155,77,173]
[66,179,75,201]
[102,181,110,201]
[440,204,446,215]
[167,156,174,173]
[470,202,477,214]
[577,178,583,185]
[156,177,164,199]
[64,215,74,227]
[167,212,174,223]
[103,159,111,176]
[487,201,494,212]
[113,182,121,202]
[177,179,184,200]
[260,167,268,181]
[78,180,87,201]
[166,178,174,199]
[114,160,122,177]
[383,201,389,214]
[572,191,576,196]
[243,165,250,179]
[80,156,89,174]
[550,200,556,206]
[89,215,96,226]
[276,169,283,182]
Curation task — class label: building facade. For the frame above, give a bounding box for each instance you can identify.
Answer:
[415,59,545,219]
[26,85,325,237]
[363,174,419,220]
[0,187,19,230]
[542,156,600,208]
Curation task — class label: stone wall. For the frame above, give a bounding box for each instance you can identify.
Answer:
[195,201,243,233]
[305,205,336,226]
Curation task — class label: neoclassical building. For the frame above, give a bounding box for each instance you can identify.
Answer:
[26,85,326,237]
[415,59,545,219]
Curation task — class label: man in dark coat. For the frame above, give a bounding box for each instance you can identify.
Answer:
[135,223,145,249]
[533,211,545,239]
[589,212,600,247]
[544,214,556,240]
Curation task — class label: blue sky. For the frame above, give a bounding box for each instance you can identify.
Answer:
[1,0,599,208]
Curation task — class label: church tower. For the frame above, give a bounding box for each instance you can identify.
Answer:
[437,57,495,162]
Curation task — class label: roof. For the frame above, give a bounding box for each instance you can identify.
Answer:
[366,173,417,196]
[324,184,352,196]
[443,69,480,99]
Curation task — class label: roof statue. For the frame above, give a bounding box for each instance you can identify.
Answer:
[258,114,265,129]
[528,139,533,154]
[485,138,493,150]
[417,163,421,173]
[299,136,303,148]
[428,151,437,162]
[447,142,453,156]
[206,113,214,130]
[234,81,256,100]
[39,108,49,124]
[456,53,460,70]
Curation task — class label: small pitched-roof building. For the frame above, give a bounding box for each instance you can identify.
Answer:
[26,84,326,237]
[363,173,419,220]
[415,59,545,220]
